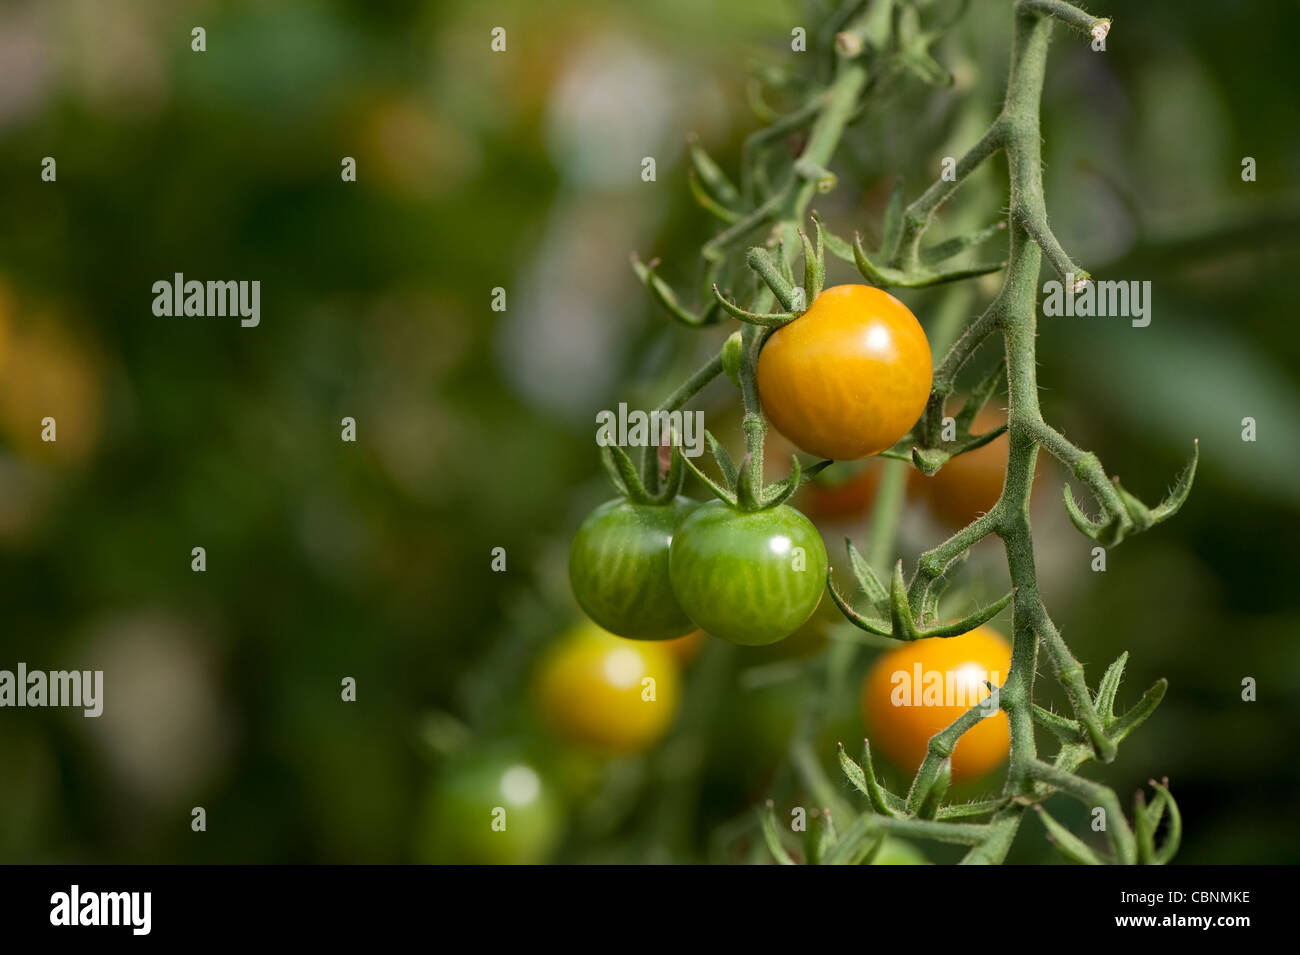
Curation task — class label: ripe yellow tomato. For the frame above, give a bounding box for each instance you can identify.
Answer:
[757,285,932,461]
[536,622,681,754]
[861,626,1011,782]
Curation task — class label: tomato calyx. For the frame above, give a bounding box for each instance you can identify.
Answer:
[681,428,830,512]
[600,441,686,506]
[826,539,1015,642]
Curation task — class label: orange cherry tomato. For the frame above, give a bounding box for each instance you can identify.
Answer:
[757,285,932,461]
[801,461,884,523]
[861,626,1011,782]
[914,406,1008,528]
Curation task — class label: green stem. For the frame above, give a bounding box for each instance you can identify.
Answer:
[640,351,725,489]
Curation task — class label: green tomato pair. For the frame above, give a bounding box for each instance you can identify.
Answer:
[569,495,828,647]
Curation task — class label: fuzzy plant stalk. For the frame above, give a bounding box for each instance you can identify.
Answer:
[633,0,1193,865]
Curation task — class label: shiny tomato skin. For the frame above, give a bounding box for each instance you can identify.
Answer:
[535,622,681,754]
[416,751,563,865]
[861,626,1012,782]
[668,500,828,647]
[757,285,932,460]
[569,496,699,641]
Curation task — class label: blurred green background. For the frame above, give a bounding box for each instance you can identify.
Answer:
[1,0,1297,864]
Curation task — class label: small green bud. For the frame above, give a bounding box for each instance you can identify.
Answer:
[722,331,744,388]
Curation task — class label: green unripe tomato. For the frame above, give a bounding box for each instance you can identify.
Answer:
[569,496,699,641]
[668,500,828,646]
[416,752,562,865]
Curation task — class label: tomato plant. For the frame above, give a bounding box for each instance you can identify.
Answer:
[416,750,562,865]
[756,285,932,461]
[569,495,699,640]
[535,622,681,754]
[669,500,828,646]
[577,0,1195,866]
[861,626,1011,782]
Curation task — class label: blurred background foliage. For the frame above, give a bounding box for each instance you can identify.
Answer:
[0,0,1297,864]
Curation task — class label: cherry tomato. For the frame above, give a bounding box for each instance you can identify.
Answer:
[535,622,681,754]
[757,285,932,460]
[416,750,562,864]
[669,500,828,646]
[861,626,1011,782]
[569,496,699,640]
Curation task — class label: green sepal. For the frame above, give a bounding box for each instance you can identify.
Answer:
[746,246,799,311]
[761,800,797,865]
[686,132,741,206]
[1108,679,1167,745]
[838,740,906,818]
[812,211,857,263]
[1094,651,1128,720]
[1032,704,1084,744]
[799,228,824,303]
[1034,806,1105,865]
[916,759,952,820]
[711,284,795,328]
[855,232,1005,289]
[688,169,742,223]
[920,221,1007,265]
[631,255,717,327]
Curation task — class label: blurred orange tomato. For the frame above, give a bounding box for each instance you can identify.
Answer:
[861,626,1011,782]
[801,461,884,523]
[913,406,1008,529]
[0,282,104,464]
